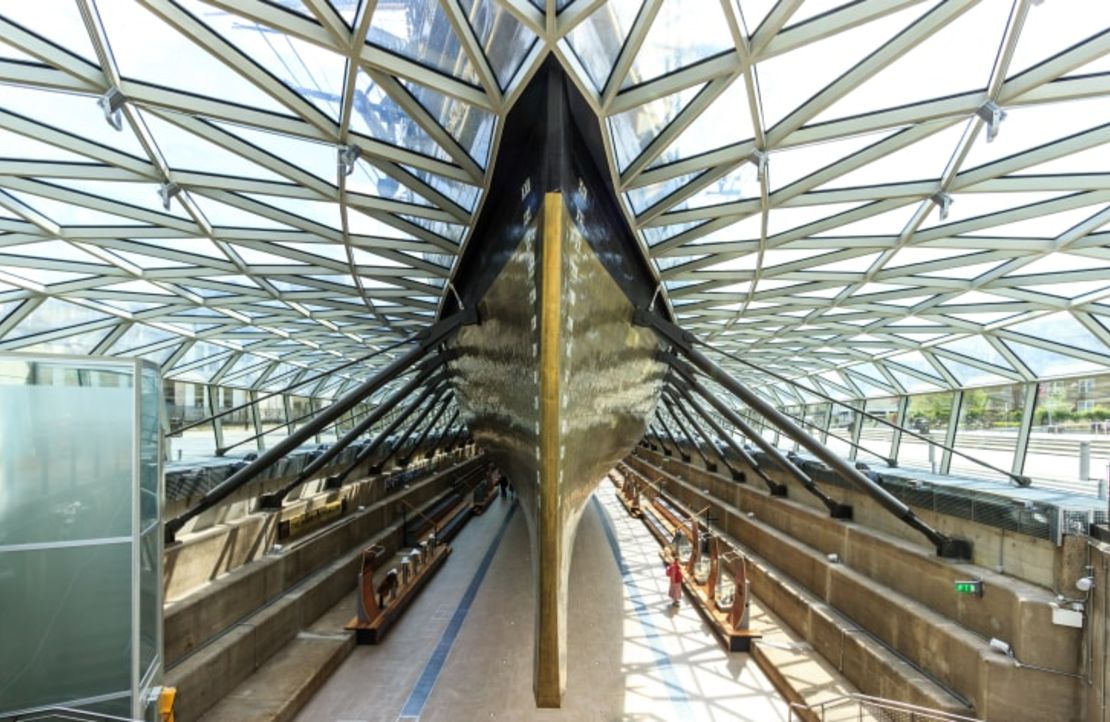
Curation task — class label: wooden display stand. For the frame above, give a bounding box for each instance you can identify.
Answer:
[345,539,451,644]
[471,481,498,515]
[617,469,761,653]
[609,468,641,517]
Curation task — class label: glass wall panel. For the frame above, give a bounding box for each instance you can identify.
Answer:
[165,381,216,461]
[0,359,133,546]
[257,393,289,449]
[898,391,954,473]
[951,383,1025,482]
[858,396,898,462]
[825,403,857,458]
[1026,374,1110,492]
[0,355,162,719]
[804,402,831,443]
[0,542,132,712]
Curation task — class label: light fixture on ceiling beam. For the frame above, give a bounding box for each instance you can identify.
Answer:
[98,87,125,131]
[749,150,769,184]
[930,192,952,221]
[338,144,362,177]
[158,181,181,211]
[976,101,1007,143]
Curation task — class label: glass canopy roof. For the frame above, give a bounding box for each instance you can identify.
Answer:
[1,0,1109,402]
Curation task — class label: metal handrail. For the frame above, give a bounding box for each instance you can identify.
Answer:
[8,706,140,721]
[788,693,979,722]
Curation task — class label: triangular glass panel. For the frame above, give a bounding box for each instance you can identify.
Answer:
[821,121,966,189]
[672,163,759,211]
[812,204,918,238]
[1007,0,1110,78]
[621,0,733,90]
[0,84,149,158]
[178,0,347,121]
[961,97,1110,172]
[400,78,495,166]
[609,83,704,171]
[755,2,934,127]
[366,0,480,85]
[191,195,298,230]
[625,171,704,215]
[811,1,1009,124]
[110,324,182,355]
[49,179,194,220]
[2,3,99,65]
[0,127,90,163]
[884,247,984,269]
[108,249,192,270]
[565,0,642,91]
[400,214,465,243]
[228,244,307,266]
[772,129,900,191]
[7,297,110,340]
[347,160,433,207]
[919,189,1065,228]
[643,220,705,247]
[211,120,336,182]
[350,71,451,163]
[96,1,292,115]
[887,366,943,394]
[141,110,288,181]
[1013,137,1110,176]
[767,202,867,237]
[20,327,112,355]
[649,79,756,168]
[1008,312,1110,355]
[937,355,1012,387]
[6,190,149,226]
[243,194,341,229]
[1004,339,1106,377]
[964,204,1104,239]
[400,163,480,211]
[940,335,1013,371]
[0,240,106,265]
[458,0,539,89]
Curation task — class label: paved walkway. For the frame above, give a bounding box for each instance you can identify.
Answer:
[296,486,788,721]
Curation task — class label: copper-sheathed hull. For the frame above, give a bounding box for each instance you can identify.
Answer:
[449,192,664,706]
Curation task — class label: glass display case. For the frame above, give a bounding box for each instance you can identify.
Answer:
[671,530,693,564]
[715,573,736,610]
[693,557,711,585]
[0,354,163,720]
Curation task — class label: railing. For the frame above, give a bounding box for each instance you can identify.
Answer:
[6,707,139,722]
[788,694,979,722]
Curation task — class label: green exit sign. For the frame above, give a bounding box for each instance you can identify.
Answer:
[954,580,983,596]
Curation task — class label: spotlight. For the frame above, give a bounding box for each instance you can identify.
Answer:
[98,87,125,131]
[976,101,1007,142]
[1077,576,1095,593]
[748,150,768,184]
[338,144,361,176]
[158,182,181,211]
[930,192,953,221]
[988,638,1013,656]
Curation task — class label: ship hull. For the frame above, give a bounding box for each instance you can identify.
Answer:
[449,190,664,705]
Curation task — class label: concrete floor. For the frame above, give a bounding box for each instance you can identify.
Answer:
[296,487,788,722]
